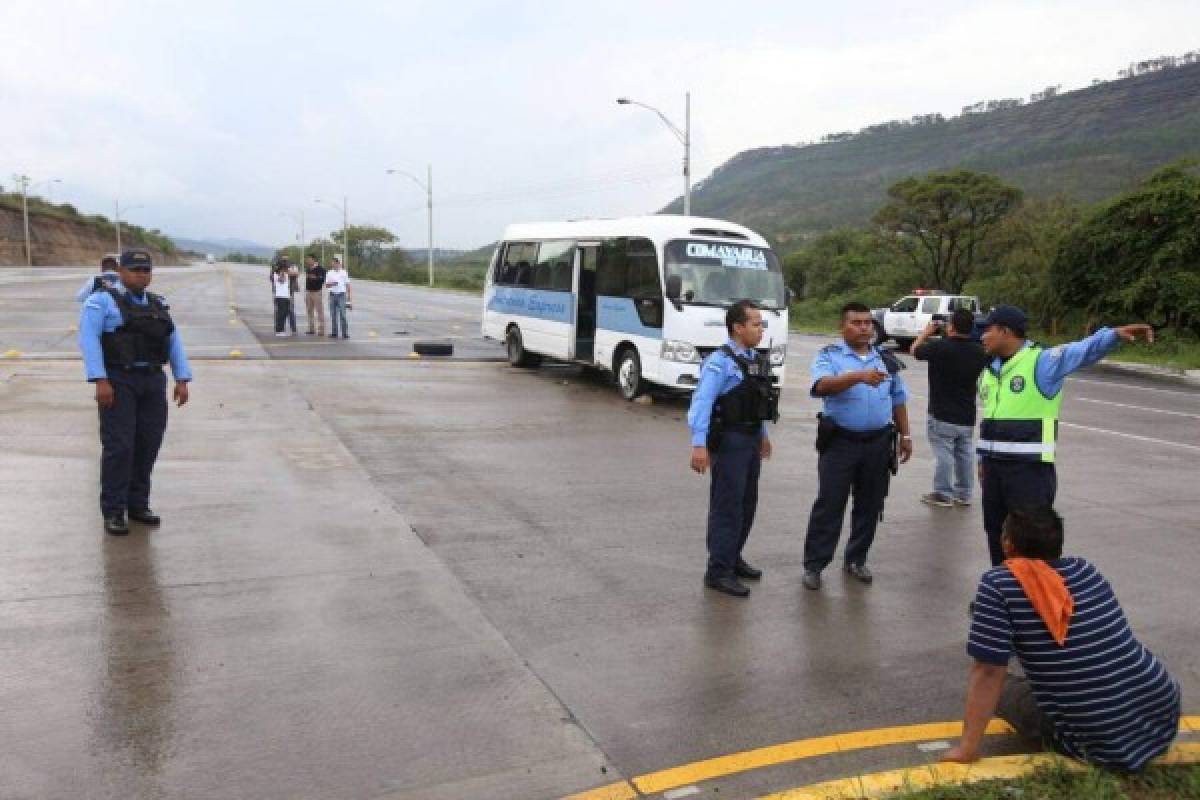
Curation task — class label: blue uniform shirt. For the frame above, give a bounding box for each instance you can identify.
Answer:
[74,271,121,303]
[79,284,192,383]
[687,339,770,447]
[986,328,1121,397]
[810,341,908,432]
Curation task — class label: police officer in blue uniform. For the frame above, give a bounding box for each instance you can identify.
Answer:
[74,255,121,303]
[688,300,780,598]
[78,249,192,535]
[802,302,912,590]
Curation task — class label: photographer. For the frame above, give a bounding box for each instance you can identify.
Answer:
[913,310,989,508]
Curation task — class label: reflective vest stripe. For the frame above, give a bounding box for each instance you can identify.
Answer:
[977,439,1056,455]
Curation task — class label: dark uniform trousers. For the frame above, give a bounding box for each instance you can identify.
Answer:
[981,459,1057,566]
[706,431,761,579]
[803,431,891,572]
[99,368,169,515]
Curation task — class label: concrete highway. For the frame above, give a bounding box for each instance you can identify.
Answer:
[0,263,1195,798]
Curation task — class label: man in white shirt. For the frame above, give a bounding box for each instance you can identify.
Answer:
[272,265,293,337]
[324,257,352,339]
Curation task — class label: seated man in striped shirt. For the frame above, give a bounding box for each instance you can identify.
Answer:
[944,507,1181,770]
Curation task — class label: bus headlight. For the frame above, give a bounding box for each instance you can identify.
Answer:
[770,342,787,366]
[661,340,701,363]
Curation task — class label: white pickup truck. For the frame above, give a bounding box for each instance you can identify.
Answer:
[871,292,982,350]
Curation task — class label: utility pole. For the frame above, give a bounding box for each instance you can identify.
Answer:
[13,175,32,266]
[342,196,348,272]
[115,200,122,253]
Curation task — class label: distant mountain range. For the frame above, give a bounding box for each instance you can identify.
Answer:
[670,56,1200,250]
[170,236,276,258]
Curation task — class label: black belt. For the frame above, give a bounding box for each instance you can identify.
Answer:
[104,364,163,373]
[836,425,891,442]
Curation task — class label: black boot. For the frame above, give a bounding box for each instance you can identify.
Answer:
[735,558,763,581]
[704,574,750,598]
[104,511,129,536]
[128,508,161,526]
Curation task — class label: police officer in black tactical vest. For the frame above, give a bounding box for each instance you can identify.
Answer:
[688,300,780,598]
[78,249,192,535]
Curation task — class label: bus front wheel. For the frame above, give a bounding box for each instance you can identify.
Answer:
[506,327,541,368]
[615,347,645,401]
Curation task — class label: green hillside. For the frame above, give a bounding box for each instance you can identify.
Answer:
[675,59,1200,250]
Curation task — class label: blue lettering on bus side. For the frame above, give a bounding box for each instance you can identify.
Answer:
[487,287,574,324]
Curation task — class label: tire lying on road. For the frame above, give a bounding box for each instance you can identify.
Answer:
[413,341,454,357]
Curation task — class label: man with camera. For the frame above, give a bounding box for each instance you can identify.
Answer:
[913,309,990,508]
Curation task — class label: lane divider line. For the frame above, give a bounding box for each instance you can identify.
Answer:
[1060,421,1200,452]
[757,742,1200,800]
[1076,396,1200,420]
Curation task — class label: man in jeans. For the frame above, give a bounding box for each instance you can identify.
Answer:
[913,309,989,507]
[303,255,326,335]
[325,257,351,338]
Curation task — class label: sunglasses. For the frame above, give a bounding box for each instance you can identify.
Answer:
[125,266,153,273]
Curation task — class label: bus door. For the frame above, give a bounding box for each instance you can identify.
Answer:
[574,242,599,362]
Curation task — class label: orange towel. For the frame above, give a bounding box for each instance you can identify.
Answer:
[1005,558,1074,646]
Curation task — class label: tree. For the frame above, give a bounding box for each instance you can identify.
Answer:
[330,224,396,272]
[967,197,1082,332]
[1054,161,1200,334]
[873,169,1023,293]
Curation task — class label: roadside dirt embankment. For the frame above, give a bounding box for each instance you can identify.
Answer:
[0,206,179,267]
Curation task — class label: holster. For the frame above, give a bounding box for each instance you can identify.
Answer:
[707,424,724,453]
[888,425,900,476]
[815,413,837,454]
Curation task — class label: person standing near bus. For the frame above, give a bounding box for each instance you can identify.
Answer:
[688,300,779,598]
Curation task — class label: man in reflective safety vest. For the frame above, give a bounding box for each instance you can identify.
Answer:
[977,306,1153,565]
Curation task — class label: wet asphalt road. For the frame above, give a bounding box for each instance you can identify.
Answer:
[0,263,1196,798]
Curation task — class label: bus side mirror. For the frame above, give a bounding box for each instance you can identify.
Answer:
[665,274,682,301]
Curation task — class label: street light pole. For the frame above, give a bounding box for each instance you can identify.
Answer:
[314,198,349,271]
[616,91,692,215]
[385,165,435,286]
[12,175,31,266]
[114,200,146,254]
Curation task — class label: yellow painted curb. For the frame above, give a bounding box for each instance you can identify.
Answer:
[562,716,1200,800]
[562,720,1014,800]
[3,349,21,359]
[369,330,378,338]
[228,349,243,358]
[758,742,1200,799]
[407,352,420,359]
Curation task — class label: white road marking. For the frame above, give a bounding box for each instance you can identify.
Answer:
[1061,422,1200,452]
[663,787,702,799]
[1070,377,1200,398]
[917,741,952,752]
[1076,397,1200,419]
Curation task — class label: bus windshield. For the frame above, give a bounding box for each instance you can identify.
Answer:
[664,240,787,309]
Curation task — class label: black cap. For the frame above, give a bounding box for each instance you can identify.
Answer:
[980,305,1028,337]
[100,255,119,269]
[119,249,154,269]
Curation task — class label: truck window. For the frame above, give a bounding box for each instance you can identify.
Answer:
[920,297,940,313]
[891,297,919,312]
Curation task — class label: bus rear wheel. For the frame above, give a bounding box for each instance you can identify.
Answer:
[506,326,541,368]
[615,347,645,401]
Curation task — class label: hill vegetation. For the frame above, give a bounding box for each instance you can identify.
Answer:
[675,52,1200,249]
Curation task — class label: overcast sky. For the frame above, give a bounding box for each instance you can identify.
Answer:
[3,1,1198,250]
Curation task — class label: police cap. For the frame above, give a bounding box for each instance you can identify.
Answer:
[119,249,154,269]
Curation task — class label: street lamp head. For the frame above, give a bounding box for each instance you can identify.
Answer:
[616,97,631,105]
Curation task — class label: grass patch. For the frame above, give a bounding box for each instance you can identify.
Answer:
[891,762,1200,799]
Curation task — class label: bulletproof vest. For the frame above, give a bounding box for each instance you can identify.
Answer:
[100,289,175,368]
[714,346,780,428]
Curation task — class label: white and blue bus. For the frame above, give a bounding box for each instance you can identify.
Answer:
[481,216,791,399]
